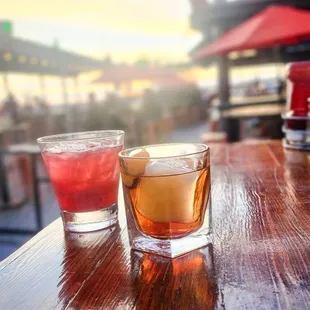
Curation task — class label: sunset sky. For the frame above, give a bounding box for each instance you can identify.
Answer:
[0,0,200,63]
[0,0,280,104]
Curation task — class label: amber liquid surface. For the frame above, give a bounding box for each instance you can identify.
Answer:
[122,167,210,239]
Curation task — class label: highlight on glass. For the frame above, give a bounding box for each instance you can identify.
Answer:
[119,143,211,258]
[37,130,124,233]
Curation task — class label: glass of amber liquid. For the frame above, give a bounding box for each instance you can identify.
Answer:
[119,143,211,258]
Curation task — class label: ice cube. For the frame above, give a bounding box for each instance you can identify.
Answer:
[136,162,199,223]
[45,142,88,153]
[144,159,193,176]
[86,141,102,149]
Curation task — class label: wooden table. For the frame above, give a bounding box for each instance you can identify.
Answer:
[1,140,310,309]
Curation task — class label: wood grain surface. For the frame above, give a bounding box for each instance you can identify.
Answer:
[0,140,310,309]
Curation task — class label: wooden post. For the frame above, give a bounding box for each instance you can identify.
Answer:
[73,76,82,131]
[39,75,46,100]
[147,121,157,144]
[61,77,69,104]
[3,73,9,95]
[74,76,81,104]
[61,76,71,132]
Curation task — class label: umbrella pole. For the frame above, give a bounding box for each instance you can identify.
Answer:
[273,46,283,79]
[218,55,240,142]
[218,55,230,105]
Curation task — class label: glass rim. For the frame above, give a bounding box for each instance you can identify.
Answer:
[37,130,124,144]
[119,143,209,160]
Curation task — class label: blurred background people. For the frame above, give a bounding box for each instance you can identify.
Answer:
[3,93,19,125]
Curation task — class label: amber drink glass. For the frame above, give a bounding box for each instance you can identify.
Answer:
[119,143,211,258]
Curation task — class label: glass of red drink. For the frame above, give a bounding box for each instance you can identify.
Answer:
[37,130,124,232]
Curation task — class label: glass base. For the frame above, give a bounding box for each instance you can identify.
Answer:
[61,203,118,233]
[131,232,212,258]
[125,196,213,258]
[126,198,212,258]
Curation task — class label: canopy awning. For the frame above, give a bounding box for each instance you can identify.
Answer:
[193,5,310,59]
[0,34,103,76]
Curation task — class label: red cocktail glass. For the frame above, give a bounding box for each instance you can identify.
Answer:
[37,130,124,232]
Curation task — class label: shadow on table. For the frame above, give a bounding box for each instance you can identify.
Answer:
[131,244,219,310]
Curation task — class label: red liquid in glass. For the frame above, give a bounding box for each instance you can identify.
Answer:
[42,146,122,213]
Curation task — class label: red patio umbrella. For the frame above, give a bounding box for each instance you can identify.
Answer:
[193,5,310,59]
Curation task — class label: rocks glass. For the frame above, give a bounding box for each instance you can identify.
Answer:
[38,130,124,232]
[119,143,211,258]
